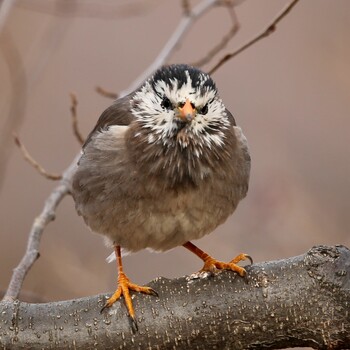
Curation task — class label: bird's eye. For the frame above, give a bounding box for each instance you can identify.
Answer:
[199,103,209,115]
[161,97,172,110]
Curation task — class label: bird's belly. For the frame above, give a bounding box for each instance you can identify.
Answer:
[91,186,234,252]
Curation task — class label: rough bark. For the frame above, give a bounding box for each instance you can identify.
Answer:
[0,245,349,350]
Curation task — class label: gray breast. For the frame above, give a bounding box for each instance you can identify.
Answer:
[71,124,250,252]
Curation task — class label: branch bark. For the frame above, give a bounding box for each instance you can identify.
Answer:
[1,245,349,349]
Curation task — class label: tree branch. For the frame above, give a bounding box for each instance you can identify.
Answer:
[192,3,240,68]
[69,93,85,145]
[0,245,349,349]
[209,0,300,74]
[95,86,119,100]
[13,134,63,180]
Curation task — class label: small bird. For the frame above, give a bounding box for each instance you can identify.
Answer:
[72,64,251,330]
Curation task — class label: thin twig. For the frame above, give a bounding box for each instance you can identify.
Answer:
[192,4,240,67]
[70,93,85,145]
[13,134,62,180]
[2,156,78,301]
[95,86,119,100]
[209,0,300,74]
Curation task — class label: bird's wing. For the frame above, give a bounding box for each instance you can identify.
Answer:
[225,108,236,126]
[83,93,135,148]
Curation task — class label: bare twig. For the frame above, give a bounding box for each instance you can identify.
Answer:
[70,93,85,145]
[192,4,240,67]
[13,134,62,180]
[95,86,119,100]
[209,0,300,74]
[2,156,78,301]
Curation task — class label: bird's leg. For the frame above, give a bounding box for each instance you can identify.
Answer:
[101,245,158,330]
[183,241,252,277]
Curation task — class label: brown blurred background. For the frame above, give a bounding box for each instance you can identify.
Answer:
[0,0,349,323]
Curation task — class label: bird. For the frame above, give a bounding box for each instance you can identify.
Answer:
[71,64,251,330]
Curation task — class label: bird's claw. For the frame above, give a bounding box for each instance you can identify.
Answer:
[201,252,253,277]
[129,315,138,333]
[100,274,158,333]
[147,288,159,297]
[230,253,253,265]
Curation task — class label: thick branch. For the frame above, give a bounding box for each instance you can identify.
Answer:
[1,245,349,349]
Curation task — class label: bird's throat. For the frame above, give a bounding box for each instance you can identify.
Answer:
[176,127,190,147]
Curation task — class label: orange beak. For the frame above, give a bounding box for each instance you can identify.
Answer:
[178,99,196,122]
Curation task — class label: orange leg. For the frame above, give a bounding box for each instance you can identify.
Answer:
[101,245,158,330]
[183,241,252,277]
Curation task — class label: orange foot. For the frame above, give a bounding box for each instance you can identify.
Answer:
[101,246,158,332]
[101,271,157,331]
[201,253,253,276]
[183,241,253,277]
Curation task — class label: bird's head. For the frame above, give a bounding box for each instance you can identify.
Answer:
[131,64,230,149]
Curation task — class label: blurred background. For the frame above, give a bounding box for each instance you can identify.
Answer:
[0,0,349,327]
